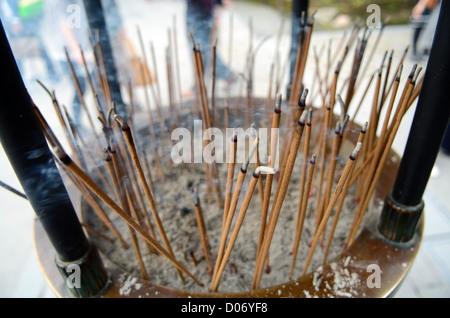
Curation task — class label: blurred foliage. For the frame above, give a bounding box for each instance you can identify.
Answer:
[237,0,418,25]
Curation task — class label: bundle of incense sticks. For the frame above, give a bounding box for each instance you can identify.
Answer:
[29,13,424,293]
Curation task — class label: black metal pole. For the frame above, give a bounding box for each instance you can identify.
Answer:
[0,19,108,297]
[379,2,450,243]
[288,0,309,99]
[82,0,126,118]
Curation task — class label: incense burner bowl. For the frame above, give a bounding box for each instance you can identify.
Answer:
[33,98,423,298]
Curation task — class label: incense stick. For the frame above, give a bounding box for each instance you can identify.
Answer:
[256,94,282,260]
[212,137,259,285]
[252,110,308,289]
[193,191,212,274]
[53,145,203,286]
[346,66,421,248]
[104,148,149,280]
[223,130,238,231]
[114,114,186,284]
[0,180,27,200]
[211,166,276,292]
[301,142,362,276]
[289,153,317,278]
[322,123,367,264]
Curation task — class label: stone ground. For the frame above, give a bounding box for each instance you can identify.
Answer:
[0,0,449,297]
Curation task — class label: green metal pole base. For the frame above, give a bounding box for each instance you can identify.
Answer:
[378,191,424,244]
[56,243,110,298]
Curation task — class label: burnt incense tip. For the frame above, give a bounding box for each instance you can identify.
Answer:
[396,64,403,82]
[275,93,282,113]
[335,61,341,74]
[299,89,309,107]
[193,192,200,207]
[381,50,388,65]
[307,108,313,126]
[243,137,259,171]
[309,9,317,22]
[104,152,112,162]
[250,124,258,139]
[299,110,309,126]
[362,121,369,134]
[310,154,317,165]
[340,115,350,136]
[188,32,196,49]
[350,142,363,160]
[54,147,71,164]
[389,49,394,59]
[231,127,238,142]
[409,64,418,79]
[337,94,345,118]
[113,114,130,131]
[412,66,423,84]
[335,121,342,134]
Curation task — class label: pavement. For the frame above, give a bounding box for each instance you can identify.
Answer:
[0,0,449,298]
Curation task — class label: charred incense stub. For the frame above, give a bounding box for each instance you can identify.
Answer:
[275,93,282,113]
[55,148,71,164]
[114,114,130,131]
[350,142,362,161]
[361,121,368,134]
[299,109,309,126]
[299,88,309,108]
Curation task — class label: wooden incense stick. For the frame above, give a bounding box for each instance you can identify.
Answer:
[33,102,128,247]
[193,191,212,274]
[104,149,149,280]
[114,114,186,284]
[172,15,183,108]
[322,122,367,265]
[289,153,317,278]
[252,109,308,290]
[256,93,282,259]
[346,66,420,248]
[211,166,276,292]
[301,142,362,276]
[53,145,203,286]
[315,121,343,227]
[0,180,27,200]
[212,137,259,284]
[223,130,238,231]
[81,222,115,244]
[276,89,308,206]
[291,108,312,250]
[136,26,163,122]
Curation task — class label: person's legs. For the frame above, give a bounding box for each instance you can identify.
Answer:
[412,8,431,57]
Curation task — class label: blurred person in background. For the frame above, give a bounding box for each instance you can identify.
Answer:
[0,0,56,80]
[411,0,440,60]
[184,0,238,97]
